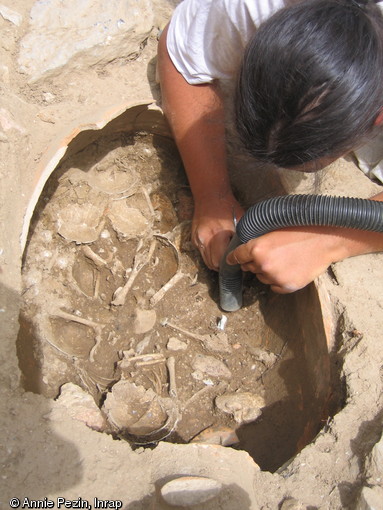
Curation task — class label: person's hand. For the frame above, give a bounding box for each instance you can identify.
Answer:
[226,226,343,293]
[192,194,244,271]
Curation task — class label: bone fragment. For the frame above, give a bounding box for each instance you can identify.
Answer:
[149,271,184,307]
[52,310,103,330]
[142,186,156,217]
[161,320,206,343]
[166,356,177,398]
[111,239,156,306]
[82,245,108,267]
[93,271,101,299]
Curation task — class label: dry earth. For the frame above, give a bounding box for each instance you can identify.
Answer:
[1,1,383,509]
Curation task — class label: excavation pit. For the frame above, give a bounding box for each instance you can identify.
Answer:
[18,104,340,473]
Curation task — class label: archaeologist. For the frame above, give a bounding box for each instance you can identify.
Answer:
[157,0,383,294]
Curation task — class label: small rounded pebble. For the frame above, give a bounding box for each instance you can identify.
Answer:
[160,476,223,507]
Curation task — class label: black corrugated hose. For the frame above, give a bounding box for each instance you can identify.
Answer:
[219,194,383,312]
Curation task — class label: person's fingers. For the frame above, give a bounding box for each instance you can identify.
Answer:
[226,249,241,266]
[210,230,234,270]
[193,230,235,271]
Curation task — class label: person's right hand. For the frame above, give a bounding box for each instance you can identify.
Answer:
[191,194,244,271]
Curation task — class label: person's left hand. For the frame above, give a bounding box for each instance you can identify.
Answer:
[226,226,342,293]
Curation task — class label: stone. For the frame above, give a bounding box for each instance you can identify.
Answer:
[0,5,22,26]
[215,392,265,425]
[167,337,188,351]
[203,332,231,353]
[248,346,278,367]
[18,0,154,80]
[160,476,223,507]
[368,433,383,484]
[356,486,383,510]
[133,309,157,334]
[280,498,307,510]
[0,108,26,133]
[54,383,106,431]
[192,354,231,379]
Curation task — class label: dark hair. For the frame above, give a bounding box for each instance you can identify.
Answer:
[235,0,383,168]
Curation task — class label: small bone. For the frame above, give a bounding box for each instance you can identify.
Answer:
[142,186,156,217]
[154,232,179,255]
[148,232,185,306]
[166,356,177,398]
[93,271,101,299]
[135,359,166,367]
[53,310,103,330]
[123,353,165,363]
[111,240,156,306]
[82,245,108,267]
[150,272,184,307]
[89,330,103,363]
[162,320,230,353]
[161,320,206,343]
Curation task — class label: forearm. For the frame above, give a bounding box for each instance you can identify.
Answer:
[157,25,233,203]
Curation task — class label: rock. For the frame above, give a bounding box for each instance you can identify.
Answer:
[367,433,383,485]
[203,332,231,353]
[191,426,239,447]
[167,337,188,351]
[215,392,265,425]
[54,383,106,431]
[160,476,223,507]
[280,498,307,510]
[18,0,154,80]
[133,309,156,334]
[0,107,26,133]
[0,5,22,26]
[356,486,383,510]
[192,354,231,379]
[248,346,278,367]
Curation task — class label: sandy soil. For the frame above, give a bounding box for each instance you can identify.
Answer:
[1,1,383,509]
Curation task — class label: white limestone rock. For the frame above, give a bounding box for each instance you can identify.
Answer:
[18,0,154,80]
[192,354,232,379]
[215,392,265,425]
[356,486,383,510]
[367,433,383,485]
[167,337,188,351]
[54,382,106,431]
[0,5,22,26]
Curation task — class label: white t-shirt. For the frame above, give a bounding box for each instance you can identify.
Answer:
[167,0,285,85]
[166,0,383,182]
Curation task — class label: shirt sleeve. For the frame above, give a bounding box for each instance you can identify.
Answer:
[166,0,285,85]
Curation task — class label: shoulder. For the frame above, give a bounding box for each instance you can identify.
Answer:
[166,0,286,84]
